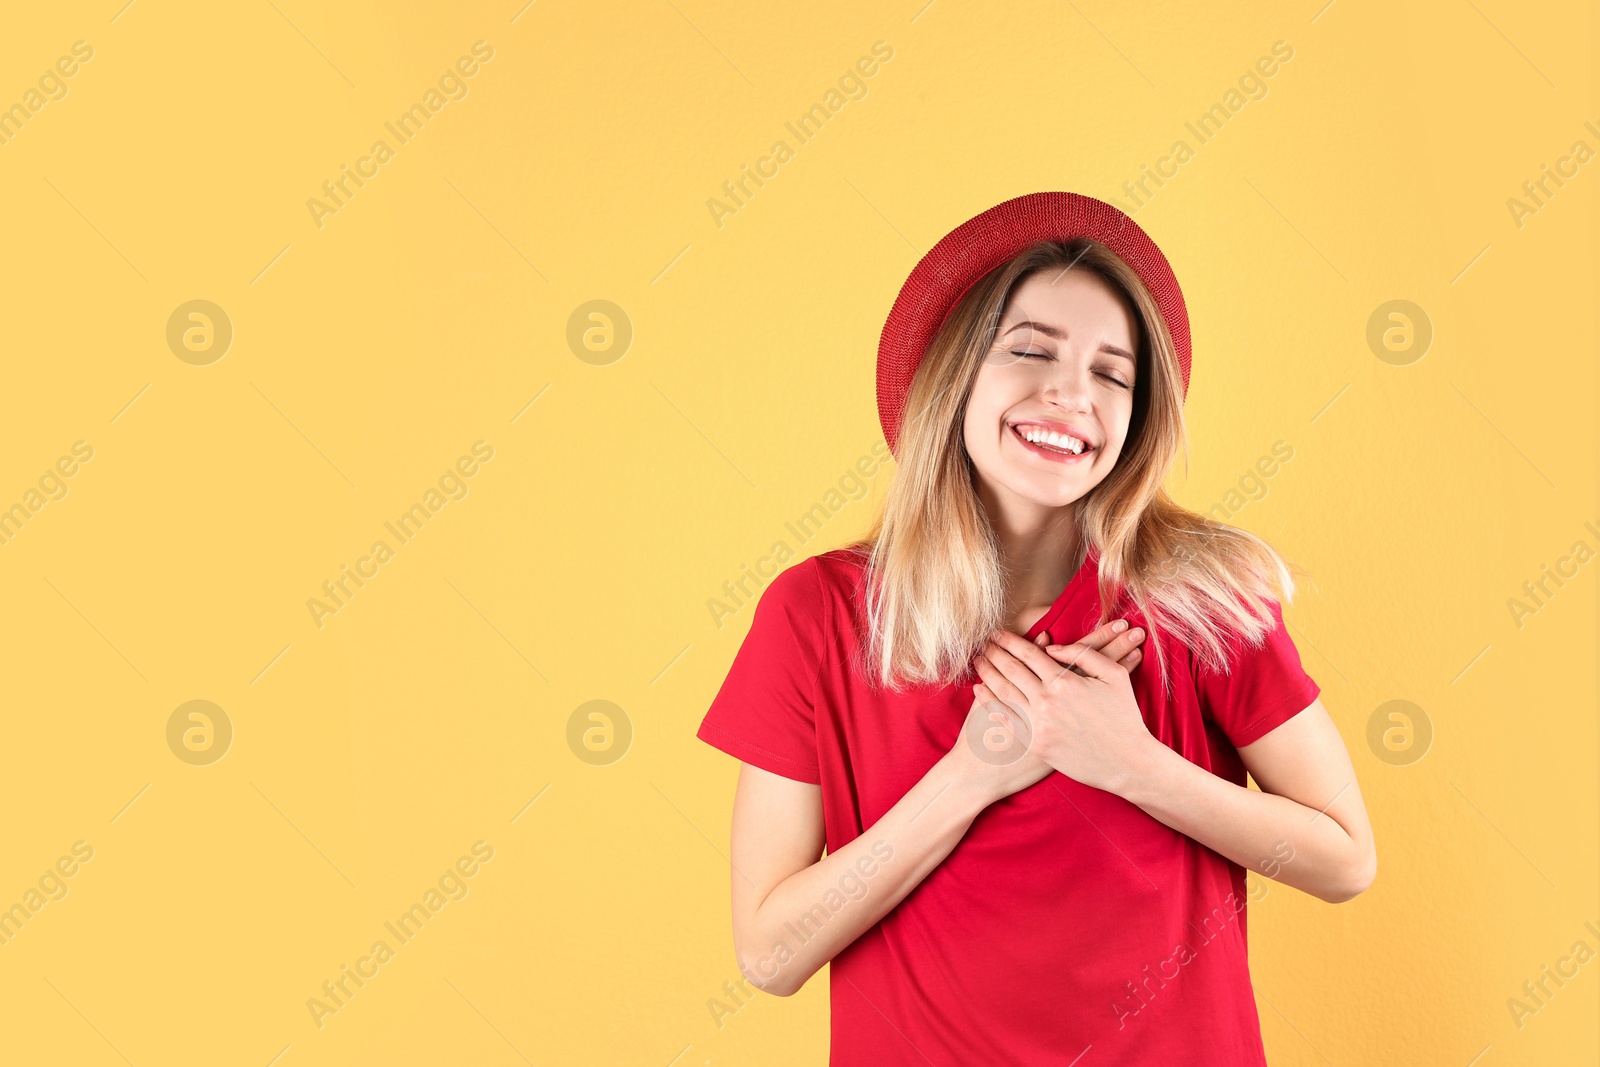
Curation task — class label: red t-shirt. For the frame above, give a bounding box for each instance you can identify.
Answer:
[696,544,1322,1066]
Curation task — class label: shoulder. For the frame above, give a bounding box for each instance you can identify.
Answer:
[749,549,869,640]
[753,551,860,620]
[1215,594,1288,646]
[812,545,869,587]
[760,553,826,602]
[1191,592,1299,682]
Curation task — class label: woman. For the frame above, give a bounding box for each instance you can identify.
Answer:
[697,192,1376,1065]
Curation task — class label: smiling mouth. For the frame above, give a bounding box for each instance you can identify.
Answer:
[1010,423,1094,459]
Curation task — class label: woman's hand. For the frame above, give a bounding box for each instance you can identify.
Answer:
[971,622,1160,797]
[950,620,1148,806]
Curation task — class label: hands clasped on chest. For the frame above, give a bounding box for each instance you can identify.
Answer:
[959,618,1161,803]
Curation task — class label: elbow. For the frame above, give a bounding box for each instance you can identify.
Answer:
[1321,846,1377,904]
[735,955,806,998]
[749,971,802,998]
[733,936,812,998]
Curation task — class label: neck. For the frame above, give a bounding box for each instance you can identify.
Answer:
[982,489,1085,626]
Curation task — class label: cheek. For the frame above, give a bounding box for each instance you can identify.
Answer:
[959,405,980,451]
[961,385,1004,442]
[1101,395,1136,453]
[966,368,1026,426]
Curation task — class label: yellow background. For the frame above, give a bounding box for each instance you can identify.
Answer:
[0,1,1595,1063]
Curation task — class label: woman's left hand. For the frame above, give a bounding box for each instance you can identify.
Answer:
[972,627,1162,796]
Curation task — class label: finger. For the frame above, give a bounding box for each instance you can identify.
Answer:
[1038,641,1090,682]
[1069,618,1131,653]
[1038,630,1139,683]
[1046,618,1133,652]
[1034,628,1084,675]
[975,643,1043,707]
[986,629,1070,688]
[1075,617,1126,652]
[1042,647,1090,679]
[1055,641,1128,682]
[1058,624,1144,664]
[974,681,1021,716]
[973,683,1033,741]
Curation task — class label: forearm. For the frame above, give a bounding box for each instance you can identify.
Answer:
[739,753,989,996]
[1118,741,1371,903]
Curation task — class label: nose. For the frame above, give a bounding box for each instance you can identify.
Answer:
[1038,356,1095,413]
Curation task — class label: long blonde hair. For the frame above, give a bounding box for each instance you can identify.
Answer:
[845,237,1307,695]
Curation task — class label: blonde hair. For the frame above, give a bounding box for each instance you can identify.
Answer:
[844,237,1308,695]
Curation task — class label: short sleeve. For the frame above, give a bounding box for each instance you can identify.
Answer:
[1194,599,1321,749]
[696,558,826,784]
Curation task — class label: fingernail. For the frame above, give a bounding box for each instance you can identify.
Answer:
[1129,628,1144,640]
[1112,620,1128,632]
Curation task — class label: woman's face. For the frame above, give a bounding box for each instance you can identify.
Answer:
[961,267,1140,516]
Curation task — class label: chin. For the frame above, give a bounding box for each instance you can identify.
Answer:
[1006,475,1090,508]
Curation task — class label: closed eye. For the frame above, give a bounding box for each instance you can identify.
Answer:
[1010,351,1131,389]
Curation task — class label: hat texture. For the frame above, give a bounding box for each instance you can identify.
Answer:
[876,191,1190,457]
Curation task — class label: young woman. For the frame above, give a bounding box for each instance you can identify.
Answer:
[697,192,1376,1065]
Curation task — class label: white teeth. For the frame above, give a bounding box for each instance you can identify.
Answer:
[1018,426,1086,455]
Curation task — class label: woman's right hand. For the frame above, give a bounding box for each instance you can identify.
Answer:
[947,619,1147,807]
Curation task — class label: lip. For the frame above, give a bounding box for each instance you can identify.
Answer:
[1007,420,1096,464]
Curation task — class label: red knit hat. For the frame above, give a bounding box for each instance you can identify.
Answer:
[876,191,1191,457]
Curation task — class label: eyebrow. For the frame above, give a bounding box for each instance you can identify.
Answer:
[1002,320,1136,363]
